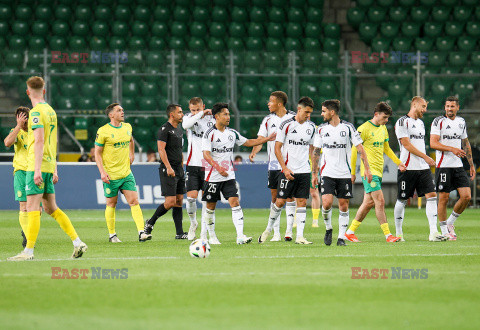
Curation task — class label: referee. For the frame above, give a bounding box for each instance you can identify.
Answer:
[144,104,187,239]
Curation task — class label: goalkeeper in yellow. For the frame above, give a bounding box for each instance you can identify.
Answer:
[95,103,150,243]
[345,102,406,243]
[8,76,87,261]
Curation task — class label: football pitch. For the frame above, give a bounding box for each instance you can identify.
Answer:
[1,207,479,329]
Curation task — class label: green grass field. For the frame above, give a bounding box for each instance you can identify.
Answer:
[1,207,479,329]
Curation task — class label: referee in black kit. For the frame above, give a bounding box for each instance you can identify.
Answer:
[144,104,187,239]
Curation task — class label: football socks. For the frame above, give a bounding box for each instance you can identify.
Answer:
[105,205,116,235]
[172,207,184,236]
[338,210,349,238]
[52,208,78,241]
[26,211,41,249]
[296,207,307,238]
[18,211,28,233]
[322,207,333,230]
[347,219,362,235]
[394,199,407,236]
[231,206,244,238]
[426,197,439,234]
[130,204,145,232]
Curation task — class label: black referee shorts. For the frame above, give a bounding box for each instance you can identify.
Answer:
[159,164,186,197]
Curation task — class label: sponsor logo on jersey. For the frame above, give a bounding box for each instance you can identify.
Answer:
[288,139,309,146]
[409,133,425,139]
[442,134,460,140]
[212,146,234,153]
[192,131,204,138]
[323,142,347,149]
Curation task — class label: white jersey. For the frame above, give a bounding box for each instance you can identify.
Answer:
[313,120,362,179]
[258,111,296,170]
[431,115,468,168]
[202,126,247,182]
[276,117,316,174]
[394,115,429,171]
[182,111,215,167]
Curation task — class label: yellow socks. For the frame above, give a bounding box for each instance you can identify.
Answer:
[348,219,362,233]
[380,223,391,237]
[131,204,145,232]
[19,211,28,233]
[105,206,116,234]
[312,208,320,221]
[51,208,78,241]
[26,211,41,249]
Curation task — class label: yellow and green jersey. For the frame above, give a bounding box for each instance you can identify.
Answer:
[357,120,390,177]
[11,128,28,173]
[95,122,133,180]
[27,102,57,173]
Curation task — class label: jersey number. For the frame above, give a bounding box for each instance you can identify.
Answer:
[48,124,55,144]
[280,179,289,189]
[401,181,406,191]
[207,183,217,193]
[440,173,447,183]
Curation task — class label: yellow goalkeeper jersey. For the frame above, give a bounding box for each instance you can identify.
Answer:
[11,128,28,173]
[27,102,57,173]
[95,122,133,180]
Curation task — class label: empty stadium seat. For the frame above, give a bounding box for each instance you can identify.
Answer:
[380,22,399,39]
[347,8,365,29]
[424,22,443,38]
[411,7,429,22]
[389,7,408,22]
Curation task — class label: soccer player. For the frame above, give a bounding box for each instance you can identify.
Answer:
[202,103,275,244]
[311,99,371,246]
[249,91,296,241]
[344,102,406,243]
[8,76,87,261]
[182,97,220,243]
[394,96,446,242]
[144,104,187,239]
[94,103,150,243]
[4,106,29,247]
[258,97,316,245]
[430,96,475,240]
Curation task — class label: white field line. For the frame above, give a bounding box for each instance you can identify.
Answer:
[1,252,478,263]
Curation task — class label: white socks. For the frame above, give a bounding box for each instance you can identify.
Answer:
[285,201,296,234]
[426,197,439,234]
[271,202,281,236]
[186,197,198,225]
[447,211,460,226]
[439,221,448,235]
[338,210,349,238]
[267,203,282,232]
[204,208,215,235]
[296,207,306,238]
[322,207,332,230]
[73,237,82,247]
[232,206,244,238]
[394,199,407,235]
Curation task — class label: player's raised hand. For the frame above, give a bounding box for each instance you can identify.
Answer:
[351,174,356,184]
[203,109,212,117]
[398,163,407,172]
[16,112,27,127]
[101,172,111,184]
[249,151,256,163]
[167,167,176,177]
[424,155,436,167]
[284,167,294,181]
[452,147,466,158]
[34,171,43,186]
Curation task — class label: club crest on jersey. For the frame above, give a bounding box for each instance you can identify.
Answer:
[306,129,312,134]
[459,124,464,129]
[207,122,214,127]
[340,131,346,137]
[32,117,39,124]
[228,135,234,141]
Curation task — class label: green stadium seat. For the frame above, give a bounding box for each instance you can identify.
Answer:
[436,37,455,51]
[307,8,323,23]
[16,5,32,20]
[271,0,287,6]
[241,85,258,99]
[149,37,166,50]
[431,7,451,22]
[430,81,451,96]
[8,35,27,49]
[227,37,244,50]
[397,67,415,84]
[229,22,245,38]
[410,7,429,22]
[389,7,408,22]
[187,37,204,49]
[31,21,49,37]
[321,52,338,68]
[285,38,301,51]
[299,82,317,96]
[12,21,29,35]
[445,22,464,37]
[419,0,436,6]
[93,21,109,37]
[55,4,71,21]
[359,23,378,43]
[286,23,303,38]
[154,6,170,21]
[462,0,478,5]
[380,22,399,39]
[52,20,69,37]
[388,81,408,98]
[424,22,443,38]
[378,0,395,6]
[72,21,89,37]
[453,81,474,99]
[392,37,412,52]
[0,21,7,35]
[250,7,267,22]
[470,52,480,67]
[69,36,86,50]
[347,8,365,29]
[462,67,480,84]
[181,81,201,96]
[290,0,307,7]
[440,0,458,6]
[304,38,321,50]
[141,82,157,97]
[367,7,387,23]
[401,22,421,38]
[134,5,150,21]
[95,5,111,20]
[288,7,303,23]
[375,67,395,88]
[171,22,187,37]
[457,36,476,52]
[323,23,340,38]
[123,82,139,98]
[91,36,108,50]
[112,22,128,36]
[151,22,168,37]
[238,96,258,110]
[138,97,158,111]
[453,6,472,22]
[75,5,91,21]
[245,37,263,50]
[208,37,225,51]
[476,7,480,21]
[269,7,285,23]
[304,23,320,39]
[5,51,23,67]
[265,52,283,67]
[122,97,137,110]
[414,38,434,52]
[466,22,480,38]
[212,6,228,22]
[231,7,248,22]
[77,98,96,110]
[248,22,264,38]
[185,52,203,67]
[114,5,130,21]
[173,7,190,22]
[357,0,374,6]
[0,4,12,20]
[265,38,281,52]
[428,52,447,67]
[267,23,284,38]
[49,36,67,50]
[81,82,98,97]
[323,38,339,52]
[371,37,390,53]
[132,21,148,36]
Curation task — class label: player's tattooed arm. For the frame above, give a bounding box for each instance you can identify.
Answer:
[462,138,476,180]
[311,146,321,187]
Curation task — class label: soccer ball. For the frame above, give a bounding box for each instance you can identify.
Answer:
[189,239,211,258]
